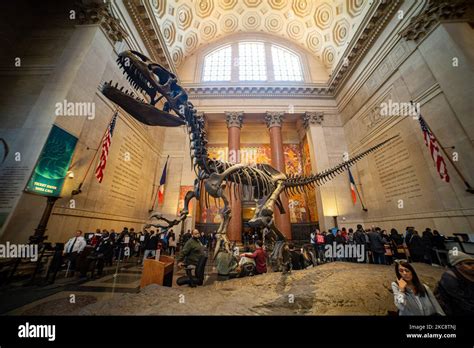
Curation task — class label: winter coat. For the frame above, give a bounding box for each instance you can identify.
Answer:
[434,268,474,315]
[368,231,387,254]
[408,234,424,257]
[354,230,366,245]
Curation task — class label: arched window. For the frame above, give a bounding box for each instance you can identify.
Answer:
[238,42,267,81]
[201,41,304,82]
[271,45,303,81]
[202,45,232,81]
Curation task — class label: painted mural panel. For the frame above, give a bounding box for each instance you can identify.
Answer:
[177,185,194,216]
[302,136,318,222]
[284,144,306,223]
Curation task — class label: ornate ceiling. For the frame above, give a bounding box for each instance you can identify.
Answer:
[149,0,372,70]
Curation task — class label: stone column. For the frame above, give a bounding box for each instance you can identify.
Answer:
[225,111,244,243]
[265,111,291,239]
[303,111,334,232]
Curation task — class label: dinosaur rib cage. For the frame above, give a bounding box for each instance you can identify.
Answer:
[201,159,277,209]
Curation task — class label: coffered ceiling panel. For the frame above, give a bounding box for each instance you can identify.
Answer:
[150,0,372,70]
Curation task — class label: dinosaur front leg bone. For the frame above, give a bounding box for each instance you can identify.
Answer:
[262,180,286,215]
[213,186,232,259]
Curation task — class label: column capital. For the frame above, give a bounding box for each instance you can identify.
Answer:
[265,111,285,128]
[225,111,244,128]
[303,111,324,130]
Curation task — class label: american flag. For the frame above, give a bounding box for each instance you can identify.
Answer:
[418,116,450,183]
[95,112,118,183]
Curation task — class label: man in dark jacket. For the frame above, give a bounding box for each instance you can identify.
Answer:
[368,228,387,265]
[325,231,335,245]
[177,229,205,267]
[325,231,335,262]
[182,229,192,246]
[353,225,365,243]
[421,229,433,264]
[288,243,303,270]
[353,225,366,262]
[142,231,159,265]
[435,251,474,315]
[408,230,424,262]
[432,230,446,249]
[94,236,113,276]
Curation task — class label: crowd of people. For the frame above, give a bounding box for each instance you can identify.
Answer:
[302,225,449,266]
[59,223,473,316]
[61,226,180,279]
[232,223,473,316]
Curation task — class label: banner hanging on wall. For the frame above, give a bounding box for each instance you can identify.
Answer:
[25,125,78,197]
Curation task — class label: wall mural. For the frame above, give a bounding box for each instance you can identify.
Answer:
[283,144,305,223]
[177,185,194,216]
[302,136,318,222]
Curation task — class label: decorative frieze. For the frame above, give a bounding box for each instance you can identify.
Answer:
[184,84,330,98]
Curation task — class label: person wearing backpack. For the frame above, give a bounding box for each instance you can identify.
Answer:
[316,230,325,263]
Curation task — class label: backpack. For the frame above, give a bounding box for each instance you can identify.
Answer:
[240,262,256,277]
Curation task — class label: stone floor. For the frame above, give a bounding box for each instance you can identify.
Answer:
[3,251,219,315]
[1,257,141,315]
[6,261,446,316]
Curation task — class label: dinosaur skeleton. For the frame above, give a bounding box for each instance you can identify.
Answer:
[100,50,397,270]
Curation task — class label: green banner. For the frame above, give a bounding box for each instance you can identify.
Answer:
[25,125,78,197]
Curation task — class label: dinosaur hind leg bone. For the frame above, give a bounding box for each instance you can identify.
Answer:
[202,178,232,259]
[248,180,287,241]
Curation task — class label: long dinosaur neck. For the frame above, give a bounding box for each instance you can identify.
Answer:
[185,106,210,174]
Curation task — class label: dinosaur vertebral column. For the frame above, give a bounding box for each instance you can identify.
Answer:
[265,111,291,240]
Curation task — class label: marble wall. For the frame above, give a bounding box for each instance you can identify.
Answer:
[336,22,474,235]
[0,10,172,243]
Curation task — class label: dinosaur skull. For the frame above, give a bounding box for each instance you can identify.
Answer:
[100,50,185,127]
